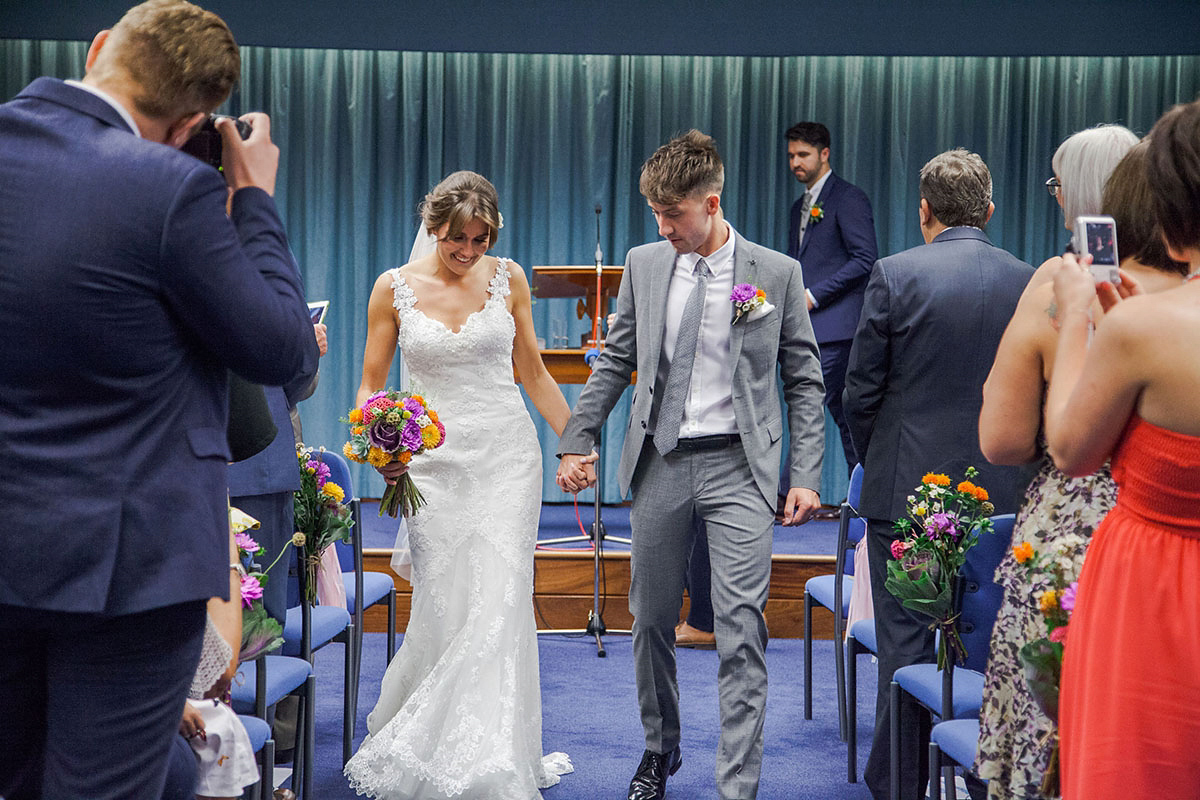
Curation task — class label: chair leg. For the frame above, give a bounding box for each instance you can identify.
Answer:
[387,588,397,664]
[803,590,813,720]
[846,636,858,784]
[889,680,901,800]
[303,674,316,800]
[262,738,275,800]
[344,621,356,766]
[834,618,848,743]
[928,741,943,800]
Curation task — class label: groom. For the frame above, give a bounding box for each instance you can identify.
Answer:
[557,130,826,800]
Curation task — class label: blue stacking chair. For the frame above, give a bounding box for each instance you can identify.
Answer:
[804,463,865,742]
[928,718,983,800]
[231,654,315,799]
[237,713,274,800]
[317,449,398,763]
[846,615,877,783]
[887,514,1015,800]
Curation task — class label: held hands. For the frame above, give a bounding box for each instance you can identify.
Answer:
[555,451,599,493]
[216,112,279,196]
[781,487,821,526]
[377,460,410,485]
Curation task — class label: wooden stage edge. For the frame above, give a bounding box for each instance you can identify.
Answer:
[360,548,839,640]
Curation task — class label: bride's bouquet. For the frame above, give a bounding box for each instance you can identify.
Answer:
[343,389,446,517]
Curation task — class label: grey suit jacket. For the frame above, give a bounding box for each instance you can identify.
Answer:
[843,226,1035,522]
[558,230,826,507]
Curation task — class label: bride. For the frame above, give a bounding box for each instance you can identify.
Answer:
[344,171,586,798]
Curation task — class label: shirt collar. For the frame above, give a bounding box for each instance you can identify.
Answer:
[807,170,831,202]
[679,221,736,275]
[65,79,141,137]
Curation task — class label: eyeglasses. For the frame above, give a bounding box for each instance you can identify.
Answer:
[1045,177,1062,197]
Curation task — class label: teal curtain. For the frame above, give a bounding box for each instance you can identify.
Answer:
[5,41,1198,504]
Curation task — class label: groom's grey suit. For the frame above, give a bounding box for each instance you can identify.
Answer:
[559,229,825,799]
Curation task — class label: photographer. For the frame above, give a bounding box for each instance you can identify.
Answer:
[0,2,317,799]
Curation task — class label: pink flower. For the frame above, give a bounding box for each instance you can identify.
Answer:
[235,532,260,554]
[1060,582,1078,613]
[240,573,263,609]
[1049,625,1068,644]
[891,539,910,560]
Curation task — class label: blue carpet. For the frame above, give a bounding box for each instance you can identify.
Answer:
[360,500,842,557]
[305,633,877,799]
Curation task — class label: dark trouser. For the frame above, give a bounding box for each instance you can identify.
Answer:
[864,518,934,800]
[0,601,207,800]
[231,490,295,625]
[820,338,857,475]
[684,517,713,633]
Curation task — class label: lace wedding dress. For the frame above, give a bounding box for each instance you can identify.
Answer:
[345,258,572,799]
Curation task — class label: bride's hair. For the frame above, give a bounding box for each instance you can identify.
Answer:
[420,171,501,247]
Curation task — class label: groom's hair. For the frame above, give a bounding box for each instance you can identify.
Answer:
[919,148,992,230]
[640,130,724,205]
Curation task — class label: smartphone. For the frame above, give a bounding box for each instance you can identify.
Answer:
[308,301,329,325]
[1073,215,1120,284]
[179,114,252,172]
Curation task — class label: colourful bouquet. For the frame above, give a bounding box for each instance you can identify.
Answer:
[233,508,288,663]
[342,389,446,517]
[293,445,355,606]
[884,467,996,668]
[1012,533,1088,796]
[731,282,774,324]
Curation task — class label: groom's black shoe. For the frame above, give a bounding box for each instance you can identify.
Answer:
[627,746,682,800]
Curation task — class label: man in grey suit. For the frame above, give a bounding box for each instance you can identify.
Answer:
[557,130,826,800]
[842,149,1033,800]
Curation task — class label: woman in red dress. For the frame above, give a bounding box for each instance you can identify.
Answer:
[1046,99,1200,799]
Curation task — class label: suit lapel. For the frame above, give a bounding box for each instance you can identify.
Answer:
[640,243,677,379]
[729,234,755,368]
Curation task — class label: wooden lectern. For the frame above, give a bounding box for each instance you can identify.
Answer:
[527,265,624,384]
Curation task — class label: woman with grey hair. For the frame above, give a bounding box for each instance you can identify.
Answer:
[973,125,1146,799]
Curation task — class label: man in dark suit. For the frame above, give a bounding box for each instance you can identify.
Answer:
[558,131,826,800]
[786,121,878,474]
[0,3,318,798]
[843,149,1033,800]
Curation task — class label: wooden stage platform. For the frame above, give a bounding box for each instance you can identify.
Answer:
[360,548,839,640]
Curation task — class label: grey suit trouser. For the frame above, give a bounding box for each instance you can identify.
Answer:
[629,439,775,800]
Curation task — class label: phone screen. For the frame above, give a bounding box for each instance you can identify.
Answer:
[1084,221,1118,266]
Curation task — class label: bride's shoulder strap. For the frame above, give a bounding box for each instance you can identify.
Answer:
[489,256,512,299]
[388,267,417,313]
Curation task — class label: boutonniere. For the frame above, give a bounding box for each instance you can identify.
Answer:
[731,283,775,324]
[808,201,825,224]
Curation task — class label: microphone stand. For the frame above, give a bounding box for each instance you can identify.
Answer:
[537,205,630,657]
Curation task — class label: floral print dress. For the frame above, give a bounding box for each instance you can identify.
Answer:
[974,451,1115,799]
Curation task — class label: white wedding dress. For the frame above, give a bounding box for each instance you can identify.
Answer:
[345,258,572,799]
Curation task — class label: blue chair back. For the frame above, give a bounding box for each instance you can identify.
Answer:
[841,464,866,576]
[316,449,359,572]
[957,513,1015,673]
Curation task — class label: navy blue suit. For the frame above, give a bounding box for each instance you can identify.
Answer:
[788,172,877,471]
[0,78,318,800]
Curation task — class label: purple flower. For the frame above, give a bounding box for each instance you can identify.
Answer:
[1061,582,1078,613]
[924,512,958,539]
[731,283,757,304]
[402,397,424,415]
[235,532,260,554]
[367,422,402,452]
[400,418,423,451]
[240,573,263,609]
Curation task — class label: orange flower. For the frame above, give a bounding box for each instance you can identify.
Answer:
[809,207,821,219]
[409,394,425,406]
[1013,541,1034,564]
[957,480,976,494]
[427,410,439,424]
[342,442,365,463]
[972,486,989,502]
[366,446,391,468]
[755,289,766,300]
[922,473,951,486]
[352,425,365,435]
[348,408,364,424]
[397,450,413,465]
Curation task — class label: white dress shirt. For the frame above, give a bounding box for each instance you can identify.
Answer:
[799,169,831,309]
[652,222,738,439]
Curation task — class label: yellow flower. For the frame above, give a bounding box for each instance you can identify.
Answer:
[1013,542,1034,564]
[1038,589,1060,615]
[922,473,951,486]
[352,425,365,435]
[291,532,307,547]
[343,442,365,463]
[322,482,345,503]
[348,408,364,424]
[421,425,441,449]
[366,446,391,468]
[915,505,928,516]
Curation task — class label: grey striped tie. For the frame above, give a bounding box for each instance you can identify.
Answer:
[797,190,813,248]
[653,259,710,455]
